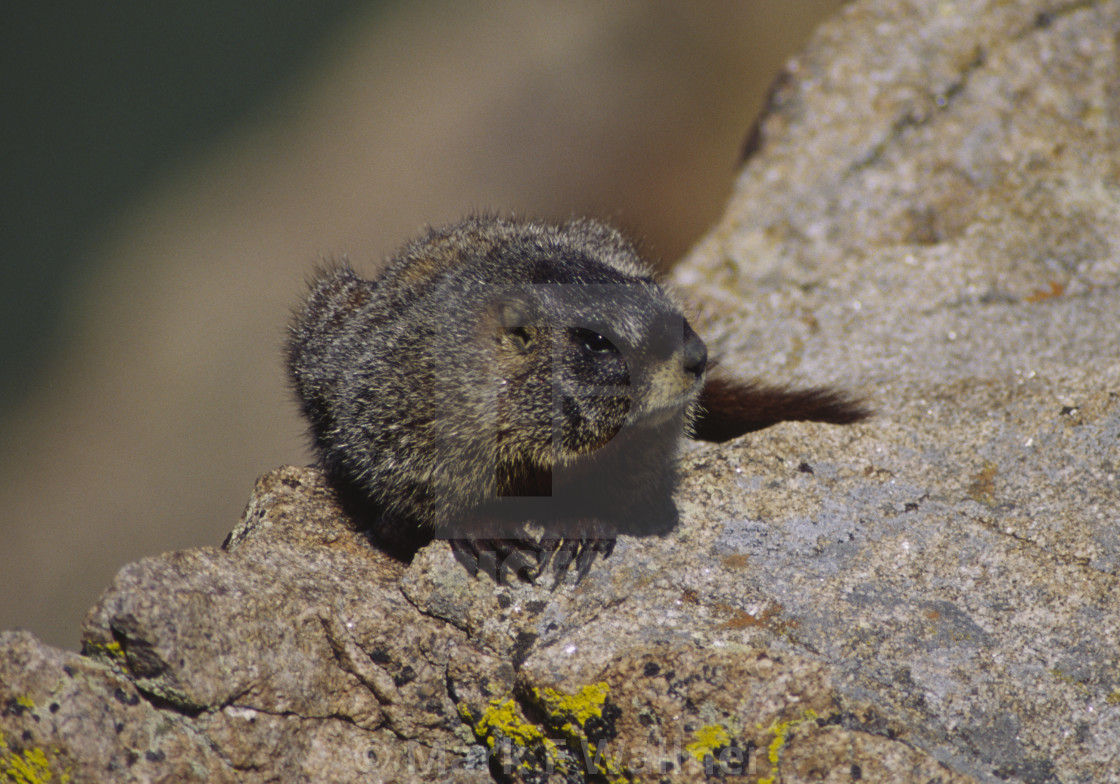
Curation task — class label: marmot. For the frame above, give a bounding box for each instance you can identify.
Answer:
[287,216,866,580]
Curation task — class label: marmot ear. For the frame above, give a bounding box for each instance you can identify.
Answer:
[691,374,870,443]
[496,297,536,350]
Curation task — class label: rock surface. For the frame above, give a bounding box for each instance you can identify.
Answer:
[4,0,1120,781]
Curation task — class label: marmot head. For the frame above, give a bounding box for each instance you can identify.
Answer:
[484,279,706,462]
[409,218,708,477]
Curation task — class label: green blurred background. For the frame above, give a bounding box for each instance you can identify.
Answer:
[3,1,367,412]
[0,1,841,648]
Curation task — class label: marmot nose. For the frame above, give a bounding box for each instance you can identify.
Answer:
[682,324,708,379]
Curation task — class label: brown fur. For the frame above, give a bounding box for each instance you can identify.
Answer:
[693,374,870,443]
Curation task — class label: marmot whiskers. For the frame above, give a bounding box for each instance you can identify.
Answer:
[287,216,866,581]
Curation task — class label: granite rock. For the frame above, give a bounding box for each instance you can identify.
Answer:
[4,0,1120,781]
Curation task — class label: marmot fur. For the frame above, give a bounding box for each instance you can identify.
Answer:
[287,216,865,579]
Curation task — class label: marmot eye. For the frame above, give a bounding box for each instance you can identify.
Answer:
[572,328,618,355]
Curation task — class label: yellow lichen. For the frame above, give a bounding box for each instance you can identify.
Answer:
[532,683,629,782]
[685,723,732,762]
[82,639,125,667]
[464,684,626,781]
[534,681,609,736]
[758,709,819,784]
[13,698,34,711]
[465,699,568,775]
[473,698,548,749]
[0,731,71,784]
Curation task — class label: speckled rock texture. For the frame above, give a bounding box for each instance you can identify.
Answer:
[3,0,1119,782]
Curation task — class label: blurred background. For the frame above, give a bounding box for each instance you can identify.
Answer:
[1,1,842,649]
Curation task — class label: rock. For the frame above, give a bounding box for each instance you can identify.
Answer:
[0,628,231,783]
[4,0,1120,781]
[671,0,1120,781]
